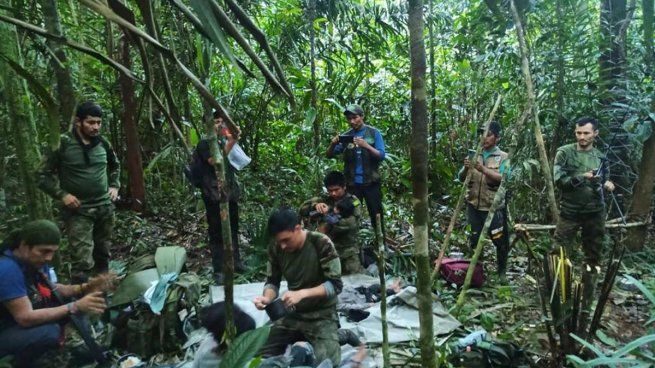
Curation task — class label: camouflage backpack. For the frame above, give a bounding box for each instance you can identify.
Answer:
[108,247,201,357]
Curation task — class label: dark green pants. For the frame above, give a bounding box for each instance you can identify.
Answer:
[259,311,340,365]
[63,204,114,275]
[553,211,606,266]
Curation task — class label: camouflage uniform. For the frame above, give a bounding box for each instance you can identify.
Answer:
[259,232,342,365]
[37,130,120,275]
[300,194,363,274]
[553,143,608,267]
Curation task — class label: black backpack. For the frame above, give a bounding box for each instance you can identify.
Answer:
[183,148,204,188]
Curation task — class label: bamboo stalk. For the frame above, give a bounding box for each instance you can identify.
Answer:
[514,219,648,232]
[510,0,559,223]
[375,214,390,368]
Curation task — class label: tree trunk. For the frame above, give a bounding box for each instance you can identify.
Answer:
[374,215,390,367]
[408,1,437,367]
[40,0,75,133]
[625,0,654,250]
[600,0,633,213]
[308,0,319,151]
[117,34,146,212]
[0,23,50,220]
[549,0,567,161]
[511,0,560,223]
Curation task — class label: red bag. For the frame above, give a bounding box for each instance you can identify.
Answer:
[440,258,484,288]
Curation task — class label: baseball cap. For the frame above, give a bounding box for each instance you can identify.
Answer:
[343,104,364,116]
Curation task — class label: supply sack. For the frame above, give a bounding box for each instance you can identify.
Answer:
[449,340,529,368]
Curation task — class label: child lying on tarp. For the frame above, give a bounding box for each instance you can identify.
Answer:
[193,302,366,368]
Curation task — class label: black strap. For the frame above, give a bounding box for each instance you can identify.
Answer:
[37,272,110,364]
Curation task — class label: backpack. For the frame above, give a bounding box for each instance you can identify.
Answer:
[450,340,529,368]
[184,147,204,188]
[440,258,484,288]
[109,247,201,357]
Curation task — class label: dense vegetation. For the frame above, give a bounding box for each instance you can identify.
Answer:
[1,0,654,366]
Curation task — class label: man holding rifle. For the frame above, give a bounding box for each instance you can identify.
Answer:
[553,117,615,327]
[0,220,115,367]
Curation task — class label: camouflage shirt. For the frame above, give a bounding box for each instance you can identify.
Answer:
[299,194,361,257]
[264,231,342,317]
[37,130,120,208]
[553,143,607,216]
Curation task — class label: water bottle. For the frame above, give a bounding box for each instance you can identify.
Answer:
[48,266,58,283]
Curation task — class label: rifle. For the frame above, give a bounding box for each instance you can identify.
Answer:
[38,272,111,364]
[595,155,627,225]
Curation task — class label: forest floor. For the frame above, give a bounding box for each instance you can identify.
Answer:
[47,207,654,367]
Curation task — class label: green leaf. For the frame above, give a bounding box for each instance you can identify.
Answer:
[219,325,271,368]
[612,333,655,358]
[595,330,618,347]
[569,333,605,357]
[305,107,317,127]
[502,82,509,89]
[190,0,238,70]
[624,275,655,306]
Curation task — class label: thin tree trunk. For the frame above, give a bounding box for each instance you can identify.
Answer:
[510,0,560,223]
[308,0,319,152]
[374,215,390,368]
[408,1,437,367]
[117,35,146,212]
[625,0,654,250]
[549,0,567,161]
[40,0,75,133]
[0,23,49,220]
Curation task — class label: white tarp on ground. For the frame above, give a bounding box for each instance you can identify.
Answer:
[210,274,461,345]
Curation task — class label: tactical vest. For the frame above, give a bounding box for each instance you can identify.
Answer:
[466,148,508,211]
[342,125,381,186]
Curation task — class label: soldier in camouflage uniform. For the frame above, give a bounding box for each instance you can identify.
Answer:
[254,208,342,365]
[553,117,615,328]
[300,171,363,274]
[38,101,120,279]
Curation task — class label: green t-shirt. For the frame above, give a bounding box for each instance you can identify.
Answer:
[553,143,606,215]
[265,231,342,317]
[37,131,120,208]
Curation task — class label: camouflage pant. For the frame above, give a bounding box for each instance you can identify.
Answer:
[553,211,606,267]
[339,251,364,275]
[63,204,114,275]
[259,311,340,365]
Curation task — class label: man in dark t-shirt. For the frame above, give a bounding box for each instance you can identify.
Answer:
[194,110,245,282]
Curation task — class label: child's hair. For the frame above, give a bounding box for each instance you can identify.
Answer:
[199,302,255,351]
[335,197,355,218]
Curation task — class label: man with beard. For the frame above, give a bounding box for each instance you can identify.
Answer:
[552,117,615,329]
[38,101,120,280]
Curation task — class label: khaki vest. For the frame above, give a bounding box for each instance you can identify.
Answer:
[466,148,508,211]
